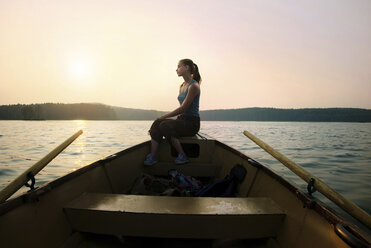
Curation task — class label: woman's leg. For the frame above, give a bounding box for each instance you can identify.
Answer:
[158,118,199,161]
[150,139,160,156]
[145,119,168,165]
[170,137,186,155]
[148,119,167,156]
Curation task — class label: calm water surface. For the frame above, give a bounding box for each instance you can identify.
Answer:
[0,121,370,225]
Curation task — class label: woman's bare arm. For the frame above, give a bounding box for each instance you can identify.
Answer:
[158,83,200,119]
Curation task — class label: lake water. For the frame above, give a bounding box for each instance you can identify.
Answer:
[0,120,370,227]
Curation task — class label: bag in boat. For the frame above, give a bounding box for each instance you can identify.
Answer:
[129,173,177,196]
[169,169,203,194]
[195,164,247,197]
[129,173,196,196]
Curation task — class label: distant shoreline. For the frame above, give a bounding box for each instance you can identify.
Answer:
[1,103,370,122]
[1,120,371,123]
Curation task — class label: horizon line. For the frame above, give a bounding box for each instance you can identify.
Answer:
[1,102,370,111]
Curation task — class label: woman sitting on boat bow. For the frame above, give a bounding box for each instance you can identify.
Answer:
[144,59,201,165]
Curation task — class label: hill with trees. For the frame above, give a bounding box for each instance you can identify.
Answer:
[0,103,117,120]
[200,108,371,122]
[0,103,370,122]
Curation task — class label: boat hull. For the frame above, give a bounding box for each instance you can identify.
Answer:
[0,137,369,248]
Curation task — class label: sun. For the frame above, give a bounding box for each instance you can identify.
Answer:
[68,59,91,81]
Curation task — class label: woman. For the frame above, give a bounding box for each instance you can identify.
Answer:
[144,59,201,165]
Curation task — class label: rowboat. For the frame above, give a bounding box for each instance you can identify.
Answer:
[0,131,370,248]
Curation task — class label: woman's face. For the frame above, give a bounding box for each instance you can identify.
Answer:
[176,62,189,77]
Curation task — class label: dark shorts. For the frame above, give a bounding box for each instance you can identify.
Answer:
[149,115,200,143]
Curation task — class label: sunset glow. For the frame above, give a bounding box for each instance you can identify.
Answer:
[68,59,91,81]
[0,0,370,110]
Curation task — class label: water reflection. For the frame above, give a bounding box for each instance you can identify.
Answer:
[73,120,87,167]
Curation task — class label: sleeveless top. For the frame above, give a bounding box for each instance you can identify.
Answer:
[177,79,200,117]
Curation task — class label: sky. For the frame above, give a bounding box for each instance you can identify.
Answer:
[0,0,370,111]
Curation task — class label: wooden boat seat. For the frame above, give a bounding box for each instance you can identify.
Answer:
[144,162,217,177]
[64,193,285,239]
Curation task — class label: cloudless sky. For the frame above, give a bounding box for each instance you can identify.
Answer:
[0,0,370,111]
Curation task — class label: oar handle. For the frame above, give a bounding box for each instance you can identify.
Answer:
[0,130,83,203]
[243,130,371,229]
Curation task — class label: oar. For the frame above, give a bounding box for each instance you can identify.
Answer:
[243,130,371,229]
[0,130,83,203]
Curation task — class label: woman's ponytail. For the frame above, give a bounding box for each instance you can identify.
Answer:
[192,63,201,84]
[180,59,202,84]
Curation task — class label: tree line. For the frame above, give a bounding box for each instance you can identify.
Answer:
[0,103,117,120]
[200,108,371,122]
[0,103,370,122]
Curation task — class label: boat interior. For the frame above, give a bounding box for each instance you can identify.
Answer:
[0,135,369,248]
